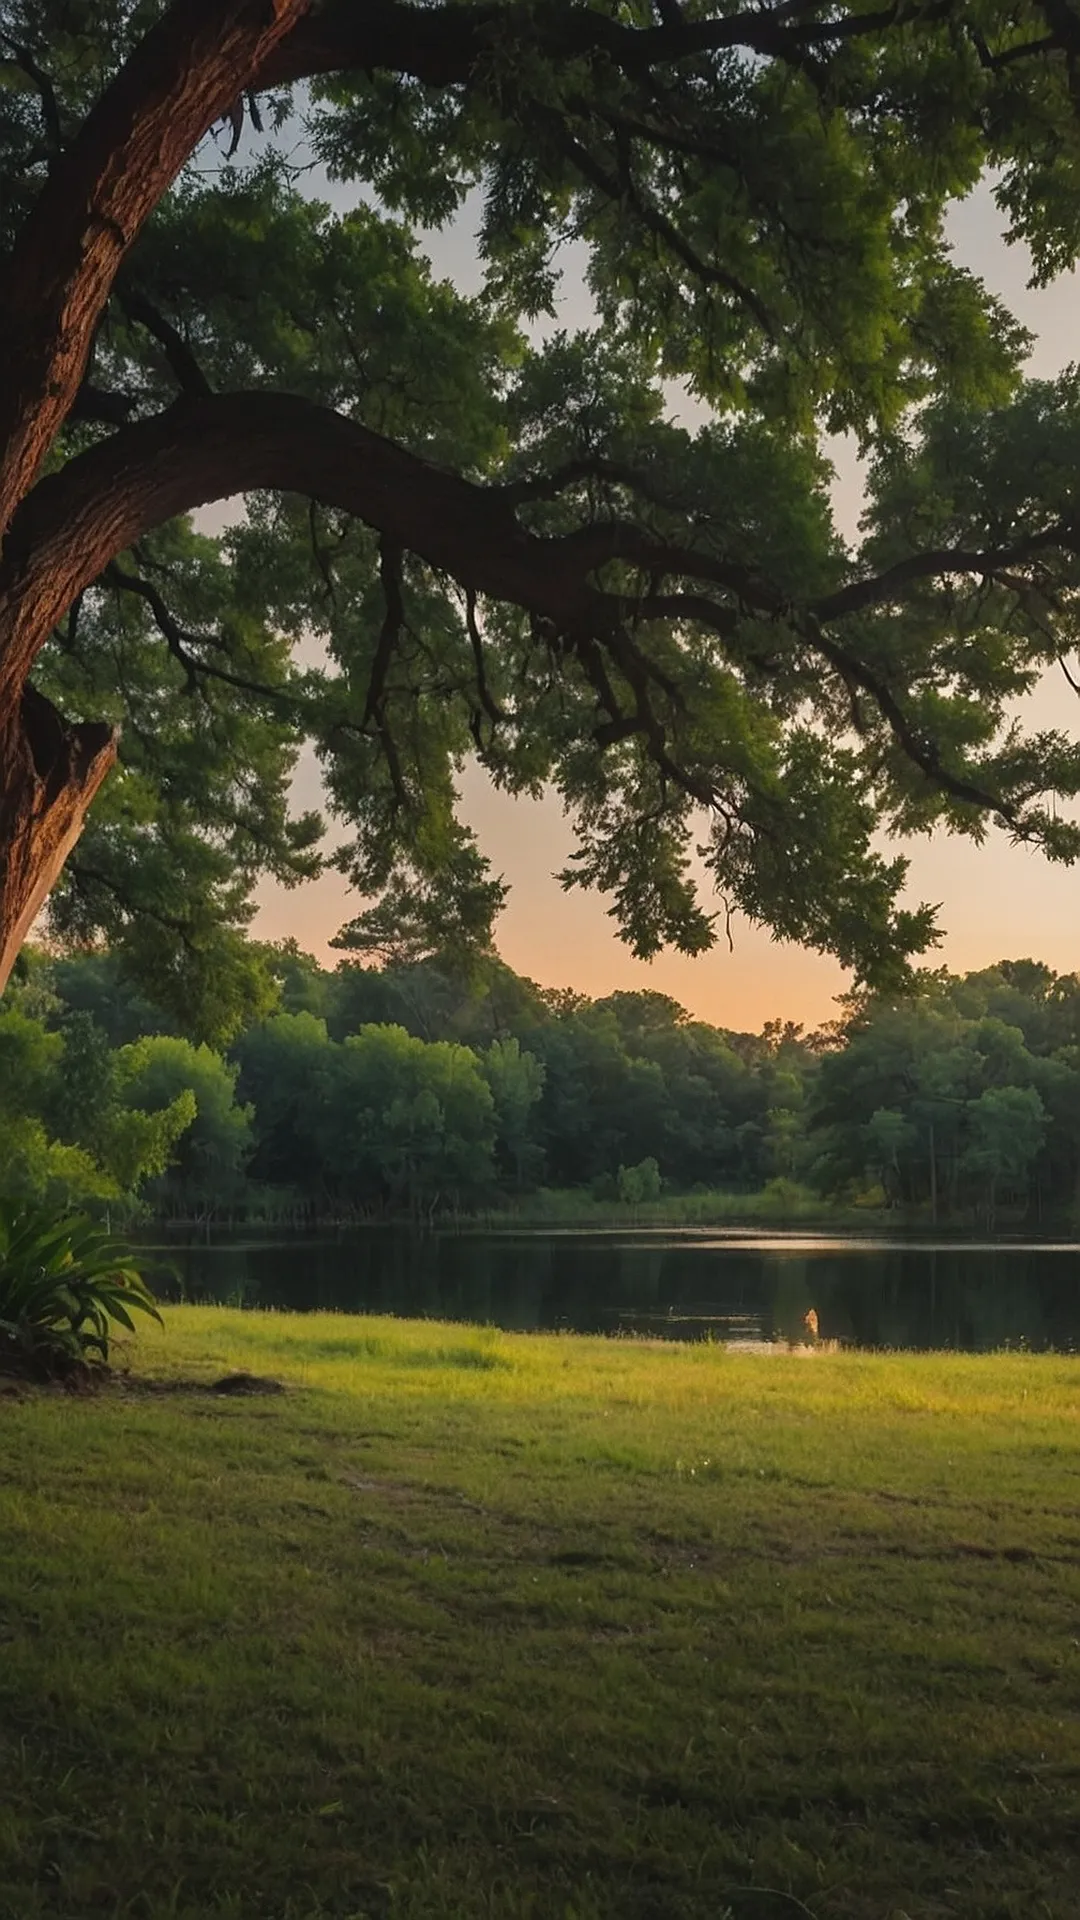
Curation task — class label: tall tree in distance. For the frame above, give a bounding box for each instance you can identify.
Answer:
[5,3,1080,1013]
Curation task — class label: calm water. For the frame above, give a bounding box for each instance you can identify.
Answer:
[144,1226,1080,1352]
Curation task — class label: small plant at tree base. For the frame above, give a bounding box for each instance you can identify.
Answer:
[0,1201,162,1377]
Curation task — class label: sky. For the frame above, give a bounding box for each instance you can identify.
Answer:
[247,174,1080,1031]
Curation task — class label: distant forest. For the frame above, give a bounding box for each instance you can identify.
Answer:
[3,944,1080,1227]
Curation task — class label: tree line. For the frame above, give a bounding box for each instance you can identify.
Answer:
[3,944,1080,1227]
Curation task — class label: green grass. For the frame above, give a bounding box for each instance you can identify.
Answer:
[1,1311,1079,1920]
[472,1180,861,1228]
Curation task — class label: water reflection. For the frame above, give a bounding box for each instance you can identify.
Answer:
[142,1228,1080,1352]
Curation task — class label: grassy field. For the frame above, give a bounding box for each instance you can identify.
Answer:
[1,1312,1078,1920]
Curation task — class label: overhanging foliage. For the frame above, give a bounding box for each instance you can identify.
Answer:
[4,4,1080,1007]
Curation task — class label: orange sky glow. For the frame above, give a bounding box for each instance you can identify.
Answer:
[250,184,1080,1030]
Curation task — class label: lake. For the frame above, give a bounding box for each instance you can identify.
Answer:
[143,1226,1080,1352]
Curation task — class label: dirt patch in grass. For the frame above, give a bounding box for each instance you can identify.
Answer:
[109,1368,288,1398]
[207,1370,287,1395]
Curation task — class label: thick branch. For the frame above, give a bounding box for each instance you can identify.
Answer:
[69,384,139,428]
[1,388,1059,829]
[255,0,500,88]
[254,0,949,91]
[118,289,213,398]
[0,392,600,704]
[0,0,309,535]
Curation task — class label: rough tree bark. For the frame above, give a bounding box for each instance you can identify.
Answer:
[0,0,310,991]
[0,694,117,984]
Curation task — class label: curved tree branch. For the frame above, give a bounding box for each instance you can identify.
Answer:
[0,0,309,535]
[812,528,1076,621]
[117,289,213,399]
[0,392,597,697]
[0,33,64,152]
[252,0,953,92]
[102,561,299,711]
[1,387,1055,828]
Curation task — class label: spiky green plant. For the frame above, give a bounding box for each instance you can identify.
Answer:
[0,1201,162,1373]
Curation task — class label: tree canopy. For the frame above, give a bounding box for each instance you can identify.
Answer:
[4,2,1080,1008]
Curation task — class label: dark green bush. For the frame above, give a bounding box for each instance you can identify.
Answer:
[0,1201,161,1375]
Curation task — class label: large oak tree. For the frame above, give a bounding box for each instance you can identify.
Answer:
[4,0,1080,1029]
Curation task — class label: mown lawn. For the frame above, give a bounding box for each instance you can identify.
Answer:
[1,1310,1078,1920]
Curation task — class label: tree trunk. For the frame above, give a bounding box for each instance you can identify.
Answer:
[0,687,117,995]
[0,0,311,542]
[0,2,311,994]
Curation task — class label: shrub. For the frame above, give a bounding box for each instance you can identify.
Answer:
[616,1157,662,1205]
[0,1201,162,1376]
